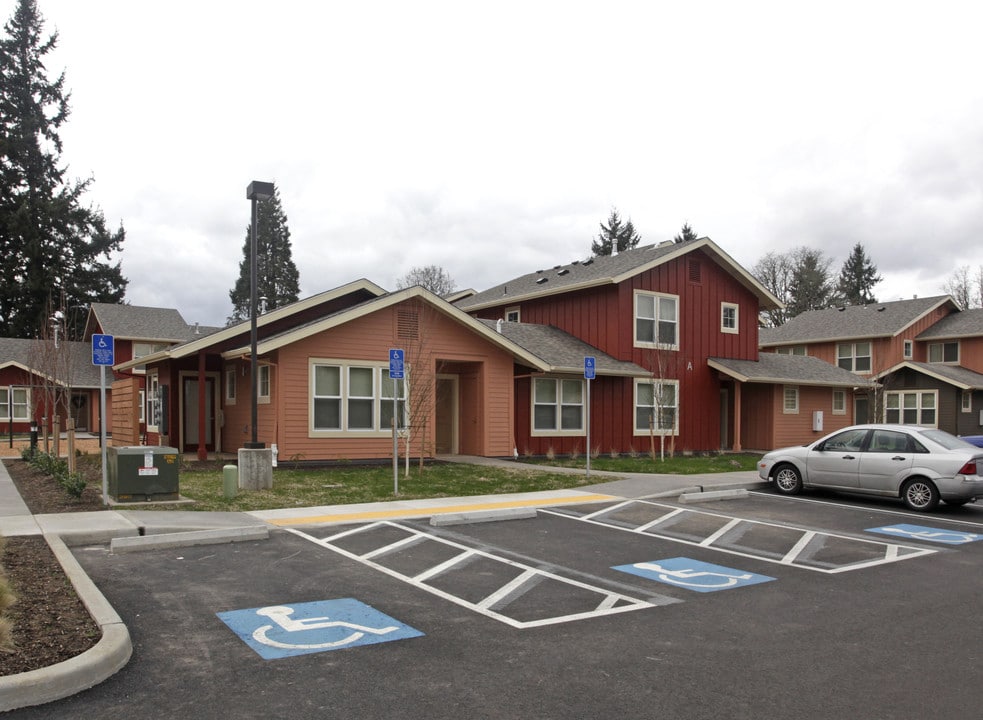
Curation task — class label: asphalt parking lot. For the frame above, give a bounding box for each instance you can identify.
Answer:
[9,491,983,720]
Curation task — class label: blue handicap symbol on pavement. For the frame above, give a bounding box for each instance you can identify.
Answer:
[866,524,983,545]
[217,598,423,660]
[613,557,775,593]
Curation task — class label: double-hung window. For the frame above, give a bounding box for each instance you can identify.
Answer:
[837,342,871,373]
[258,365,271,403]
[225,368,237,404]
[147,372,161,430]
[783,386,799,414]
[720,302,739,334]
[310,361,408,434]
[0,387,30,421]
[885,391,937,427]
[832,389,846,415]
[635,291,679,349]
[634,379,678,435]
[532,378,584,435]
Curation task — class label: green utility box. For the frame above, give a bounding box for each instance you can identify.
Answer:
[108,446,180,502]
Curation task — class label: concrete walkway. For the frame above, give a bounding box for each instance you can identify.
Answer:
[0,455,766,711]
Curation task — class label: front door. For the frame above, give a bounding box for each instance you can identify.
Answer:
[183,377,215,452]
[435,375,458,454]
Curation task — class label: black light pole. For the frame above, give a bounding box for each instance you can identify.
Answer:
[245,181,275,448]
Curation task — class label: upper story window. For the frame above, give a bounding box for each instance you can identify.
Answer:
[837,342,871,373]
[775,346,807,356]
[131,341,170,374]
[532,378,584,435]
[505,307,520,323]
[928,341,959,364]
[903,339,913,359]
[720,302,739,334]
[634,291,678,349]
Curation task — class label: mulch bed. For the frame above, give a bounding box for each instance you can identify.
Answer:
[1,459,104,677]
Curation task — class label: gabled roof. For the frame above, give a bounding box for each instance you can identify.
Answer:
[0,338,102,388]
[455,237,783,313]
[759,295,958,347]
[220,286,550,371]
[86,303,206,342]
[915,307,983,340]
[708,353,875,387]
[113,279,387,370]
[476,320,650,377]
[876,361,983,390]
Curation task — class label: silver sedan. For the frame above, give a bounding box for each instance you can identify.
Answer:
[758,424,983,511]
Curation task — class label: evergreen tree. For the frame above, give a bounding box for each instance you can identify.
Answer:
[835,242,881,305]
[0,0,127,339]
[786,247,835,317]
[673,222,698,243]
[591,208,641,256]
[228,184,300,324]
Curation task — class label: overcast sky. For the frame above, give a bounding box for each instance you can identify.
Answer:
[12,0,983,327]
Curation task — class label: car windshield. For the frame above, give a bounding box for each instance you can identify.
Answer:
[919,428,978,450]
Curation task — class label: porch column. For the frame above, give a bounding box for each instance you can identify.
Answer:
[197,350,207,461]
[733,381,743,452]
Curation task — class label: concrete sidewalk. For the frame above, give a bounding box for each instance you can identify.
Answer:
[0,455,766,711]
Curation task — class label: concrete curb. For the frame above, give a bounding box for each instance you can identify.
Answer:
[678,488,749,504]
[0,534,132,713]
[430,508,539,526]
[109,526,270,553]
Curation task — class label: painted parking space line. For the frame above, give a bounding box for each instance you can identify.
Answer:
[217,598,423,660]
[286,522,667,629]
[542,500,936,573]
[867,524,983,545]
[613,557,775,593]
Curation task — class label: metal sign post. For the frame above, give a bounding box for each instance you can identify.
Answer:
[389,349,404,495]
[584,357,595,479]
[92,334,115,504]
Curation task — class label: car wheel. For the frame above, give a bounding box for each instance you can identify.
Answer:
[773,463,803,495]
[901,478,940,512]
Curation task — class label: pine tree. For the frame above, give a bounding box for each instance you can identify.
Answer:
[228,184,300,324]
[786,247,835,317]
[591,208,641,256]
[835,242,881,306]
[673,223,698,243]
[0,0,127,339]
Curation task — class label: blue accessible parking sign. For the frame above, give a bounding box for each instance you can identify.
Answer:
[216,599,423,660]
[613,557,775,593]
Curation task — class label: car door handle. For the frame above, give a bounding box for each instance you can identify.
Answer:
[842,455,856,460]
[891,456,906,461]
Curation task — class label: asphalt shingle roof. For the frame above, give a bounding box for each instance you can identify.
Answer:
[888,361,983,389]
[477,320,649,377]
[89,303,213,342]
[914,307,983,340]
[0,338,102,387]
[759,296,955,346]
[709,353,874,387]
[456,237,780,312]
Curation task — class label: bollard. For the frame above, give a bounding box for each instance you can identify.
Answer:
[223,465,238,499]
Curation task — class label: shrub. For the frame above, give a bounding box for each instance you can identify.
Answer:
[58,471,87,500]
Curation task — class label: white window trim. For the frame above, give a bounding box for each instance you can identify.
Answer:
[928,341,959,364]
[147,371,160,432]
[962,391,972,413]
[885,390,938,428]
[309,359,407,437]
[1,387,31,422]
[837,342,872,374]
[633,378,679,436]
[783,386,799,414]
[225,367,237,405]
[832,389,846,415]
[505,306,521,323]
[902,339,913,359]
[720,302,739,335]
[531,377,585,437]
[633,290,679,350]
[258,365,271,404]
[139,390,146,423]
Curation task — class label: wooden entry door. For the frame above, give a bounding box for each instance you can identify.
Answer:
[183,377,215,451]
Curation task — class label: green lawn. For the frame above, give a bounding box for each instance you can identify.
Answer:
[125,453,760,513]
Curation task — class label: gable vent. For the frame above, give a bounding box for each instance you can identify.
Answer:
[688,259,702,283]
[397,308,419,339]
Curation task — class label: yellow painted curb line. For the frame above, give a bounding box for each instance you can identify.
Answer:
[267,493,617,527]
